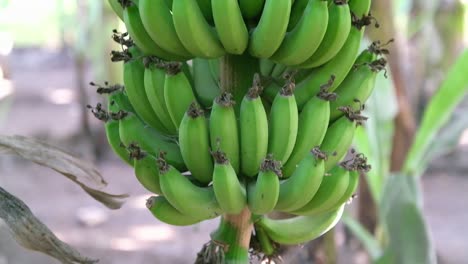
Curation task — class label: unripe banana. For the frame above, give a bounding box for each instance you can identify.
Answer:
[329,170,359,211]
[270,63,288,79]
[257,205,345,245]
[287,0,308,30]
[268,81,298,164]
[247,156,281,215]
[105,90,135,166]
[163,63,197,129]
[240,75,269,177]
[193,58,221,108]
[330,57,387,122]
[321,112,361,171]
[124,48,169,134]
[209,92,240,173]
[299,0,352,68]
[271,0,329,66]
[349,0,372,17]
[291,166,350,216]
[139,0,193,58]
[282,86,334,177]
[248,0,292,58]
[119,112,186,171]
[179,103,214,184]
[212,0,249,55]
[294,25,366,109]
[131,147,162,195]
[259,59,275,77]
[275,148,326,212]
[144,62,177,134]
[108,0,124,21]
[122,4,186,60]
[238,0,265,20]
[158,155,222,219]
[146,196,202,226]
[212,150,247,214]
[172,0,225,58]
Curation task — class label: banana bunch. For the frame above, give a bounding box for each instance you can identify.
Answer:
[98,0,389,257]
[110,0,373,68]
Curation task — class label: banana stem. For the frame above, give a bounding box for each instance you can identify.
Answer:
[211,208,253,264]
[201,54,258,263]
[220,54,259,113]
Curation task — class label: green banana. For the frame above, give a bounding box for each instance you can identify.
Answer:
[291,166,350,216]
[207,58,220,83]
[247,156,281,215]
[282,87,333,178]
[212,0,249,55]
[108,0,124,21]
[271,0,329,66]
[240,75,269,177]
[122,4,186,60]
[179,103,214,184]
[158,156,222,219]
[268,81,298,164]
[144,62,178,134]
[329,170,359,211]
[294,26,366,109]
[299,1,352,68]
[147,196,202,226]
[258,205,345,245]
[238,0,265,19]
[163,63,197,129]
[212,150,246,214]
[275,149,326,212]
[330,58,386,122]
[124,48,169,134]
[259,59,275,77]
[270,63,288,79]
[287,0,309,31]
[321,112,360,172]
[193,58,221,108]
[105,90,134,166]
[209,92,240,173]
[172,0,225,58]
[349,0,372,17]
[248,0,292,58]
[131,147,163,195]
[139,0,193,58]
[119,112,186,171]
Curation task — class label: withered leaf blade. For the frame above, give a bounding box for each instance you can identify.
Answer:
[0,186,99,264]
[0,135,128,209]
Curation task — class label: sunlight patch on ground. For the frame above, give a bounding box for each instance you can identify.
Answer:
[129,225,174,242]
[110,237,142,251]
[48,88,74,105]
[459,128,468,146]
[0,79,13,99]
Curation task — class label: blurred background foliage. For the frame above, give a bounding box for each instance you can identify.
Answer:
[0,0,467,263]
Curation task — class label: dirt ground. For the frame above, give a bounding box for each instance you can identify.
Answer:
[0,48,467,264]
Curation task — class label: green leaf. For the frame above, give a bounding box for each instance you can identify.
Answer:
[342,213,382,260]
[379,175,436,264]
[404,49,468,175]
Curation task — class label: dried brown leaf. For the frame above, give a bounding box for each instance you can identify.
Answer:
[0,135,128,209]
[0,186,99,264]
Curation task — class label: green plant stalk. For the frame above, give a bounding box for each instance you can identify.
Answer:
[211,208,253,264]
[220,54,260,113]
[205,55,258,263]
